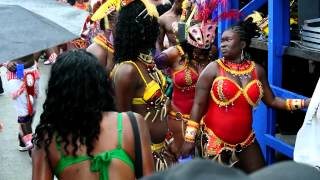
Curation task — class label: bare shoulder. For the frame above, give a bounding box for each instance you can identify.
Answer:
[114,62,139,83]
[201,61,219,77]
[87,43,105,55]
[159,14,167,24]
[253,61,266,79]
[86,43,107,62]
[159,11,175,23]
[101,112,119,124]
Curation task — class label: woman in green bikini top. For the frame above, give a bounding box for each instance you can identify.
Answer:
[32,50,154,180]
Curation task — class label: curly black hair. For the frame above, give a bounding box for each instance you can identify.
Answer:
[33,49,115,157]
[114,0,160,62]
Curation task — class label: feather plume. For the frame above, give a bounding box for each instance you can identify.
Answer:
[193,0,239,24]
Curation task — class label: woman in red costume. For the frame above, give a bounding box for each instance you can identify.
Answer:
[155,25,216,158]
[181,22,310,173]
[154,0,238,158]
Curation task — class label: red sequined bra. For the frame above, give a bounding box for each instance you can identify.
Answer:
[204,59,263,144]
[171,62,199,114]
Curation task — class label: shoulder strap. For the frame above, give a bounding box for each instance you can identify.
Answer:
[117,113,123,148]
[123,61,148,85]
[217,60,226,76]
[126,111,143,179]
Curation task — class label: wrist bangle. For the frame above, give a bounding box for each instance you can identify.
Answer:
[184,125,198,143]
[286,99,305,111]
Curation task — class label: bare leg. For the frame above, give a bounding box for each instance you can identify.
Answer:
[236,141,265,173]
[18,115,34,150]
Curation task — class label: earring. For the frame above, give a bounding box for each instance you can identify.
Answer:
[241,49,244,61]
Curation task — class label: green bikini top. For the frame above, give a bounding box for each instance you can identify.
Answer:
[54,113,134,180]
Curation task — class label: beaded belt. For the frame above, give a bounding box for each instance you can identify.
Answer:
[151,141,165,152]
[206,127,255,155]
[204,126,255,166]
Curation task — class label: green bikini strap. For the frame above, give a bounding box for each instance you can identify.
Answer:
[117,112,123,149]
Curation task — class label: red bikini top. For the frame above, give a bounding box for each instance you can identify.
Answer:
[203,59,264,144]
[171,61,199,114]
[172,61,199,91]
[211,59,263,107]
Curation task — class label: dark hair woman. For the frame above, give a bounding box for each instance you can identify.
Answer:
[32,49,154,180]
[112,0,176,171]
[180,22,310,173]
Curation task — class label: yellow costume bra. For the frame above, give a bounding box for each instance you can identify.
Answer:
[115,61,168,122]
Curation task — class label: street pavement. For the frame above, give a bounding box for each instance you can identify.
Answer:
[0,63,50,180]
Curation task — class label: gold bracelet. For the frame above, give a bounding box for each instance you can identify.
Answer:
[286,99,305,111]
[184,125,198,143]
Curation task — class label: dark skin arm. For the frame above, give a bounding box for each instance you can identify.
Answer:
[87,43,108,67]
[189,62,217,122]
[257,64,310,109]
[32,146,54,180]
[157,46,182,69]
[156,17,166,51]
[114,64,138,111]
[180,62,217,156]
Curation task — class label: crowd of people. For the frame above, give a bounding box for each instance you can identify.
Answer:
[0,0,317,179]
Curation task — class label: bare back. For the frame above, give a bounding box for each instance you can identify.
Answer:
[32,112,154,180]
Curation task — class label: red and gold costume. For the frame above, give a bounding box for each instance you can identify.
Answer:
[171,62,199,114]
[202,59,263,165]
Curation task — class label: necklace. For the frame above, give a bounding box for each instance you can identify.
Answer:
[218,58,255,78]
[137,52,168,122]
[137,52,165,89]
[138,53,154,64]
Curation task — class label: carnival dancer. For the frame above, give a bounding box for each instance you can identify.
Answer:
[5,54,40,151]
[87,0,118,73]
[155,0,239,158]
[180,21,310,173]
[112,0,176,171]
